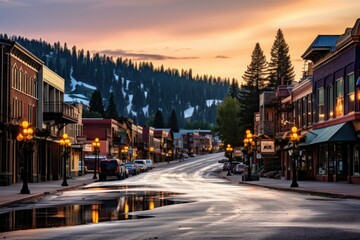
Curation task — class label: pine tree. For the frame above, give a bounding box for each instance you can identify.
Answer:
[268,29,295,88]
[89,90,105,117]
[228,78,240,99]
[105,92,119,119]
[153,109,165,128]
[238,42,269,130]
[167,109,180,132]
[243,43,268,91]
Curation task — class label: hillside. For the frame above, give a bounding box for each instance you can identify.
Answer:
[1,34,230,127]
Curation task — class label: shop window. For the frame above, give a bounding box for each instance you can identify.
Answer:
[318,144,327,175]
[354,145,360,176]
[336,144,344,175]
[328,143,335,175]
[336,78,344,117]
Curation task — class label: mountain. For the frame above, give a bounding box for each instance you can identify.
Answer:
[1,34,230,127]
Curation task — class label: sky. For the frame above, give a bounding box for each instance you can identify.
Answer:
[1,0,360,84]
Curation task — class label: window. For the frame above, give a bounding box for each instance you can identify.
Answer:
[348,73,355,113]
[307,93,312,125]
[354,144,360,176]
[327,85,334,119]
[318,144,327,175]
[301,97,306,127]
[317,88,324,122]
[336,78,344,117]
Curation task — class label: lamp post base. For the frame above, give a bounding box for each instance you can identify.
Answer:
[61,180,68,186]
[20,186,30,194]
[290,180,299,188]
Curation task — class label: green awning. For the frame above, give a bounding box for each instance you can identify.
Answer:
[309,122,356,145]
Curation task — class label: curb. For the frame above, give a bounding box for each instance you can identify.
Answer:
[239,181,360,200]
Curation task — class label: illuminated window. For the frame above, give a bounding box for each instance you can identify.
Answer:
[307,93,312,125]
[348,73,355,113]
[317,88,324,121]
[327,85,333,119]
[336,78,344,117]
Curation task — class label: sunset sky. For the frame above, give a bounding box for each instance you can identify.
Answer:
[1,0,360,84]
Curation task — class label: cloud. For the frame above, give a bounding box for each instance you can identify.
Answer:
[215,55,229,59]
[98,49,198,61]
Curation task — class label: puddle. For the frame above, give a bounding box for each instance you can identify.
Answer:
[0,191,188,232]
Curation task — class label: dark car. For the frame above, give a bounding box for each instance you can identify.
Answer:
[99,158,125,181]
[218,158,228,163]
[232,163,246,174]
[124,162,141,176]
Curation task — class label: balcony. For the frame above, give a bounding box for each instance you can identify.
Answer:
[257,121,275,136]
[43,102,78,124]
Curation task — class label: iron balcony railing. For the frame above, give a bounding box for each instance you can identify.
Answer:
[43,102,78,123]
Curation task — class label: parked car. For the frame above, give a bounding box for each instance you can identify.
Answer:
[145,159,154,170]
[189,153,196,157]
[182,153,189,158]
[218,158,228,163]
[134,159,148,172]
[124,162,141,175]
[232,163,246,174]
[124,167,129,178]
[98,158,126,181]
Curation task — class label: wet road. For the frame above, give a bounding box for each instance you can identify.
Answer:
[1,152,360,240]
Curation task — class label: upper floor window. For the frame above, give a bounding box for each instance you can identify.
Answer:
[336,78,344,117]
[301,97,306,127]
[318,88,324,122]
[348,73,355,113]
[327,85,334,119]
[307,93,312,125]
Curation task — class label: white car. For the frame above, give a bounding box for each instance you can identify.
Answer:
[134,159,148,172]
[145,159,154,170]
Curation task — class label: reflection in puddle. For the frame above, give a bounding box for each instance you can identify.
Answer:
[0,191,188,232]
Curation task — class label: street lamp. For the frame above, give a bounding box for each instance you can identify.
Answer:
[60,133,71,186]
[225,144,233,176]
[92,138,100,179]
[149,146,154,162]
[243,129,254,181]
[121,145,129,162]
[289,126,300,188]
[16,120,34,194]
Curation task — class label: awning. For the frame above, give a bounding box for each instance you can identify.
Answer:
[307,122,357,145]
[298,129,321,147]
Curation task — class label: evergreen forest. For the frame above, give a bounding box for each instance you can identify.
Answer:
[0,34,231,128]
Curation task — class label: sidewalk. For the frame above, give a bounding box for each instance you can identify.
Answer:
[220,171,360,199]
[0,174,95,208]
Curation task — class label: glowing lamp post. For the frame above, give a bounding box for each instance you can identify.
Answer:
[243,129,254,181]
[16,121,34,194]
[149,146,154,161]
[289,126,300,188]
[121,145,129,161]
[60,133,71,186]
[92,138,100,179]
[225,144,233,176]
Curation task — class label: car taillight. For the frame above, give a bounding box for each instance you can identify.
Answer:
[99,167,101,173]
[116,166,119,172]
